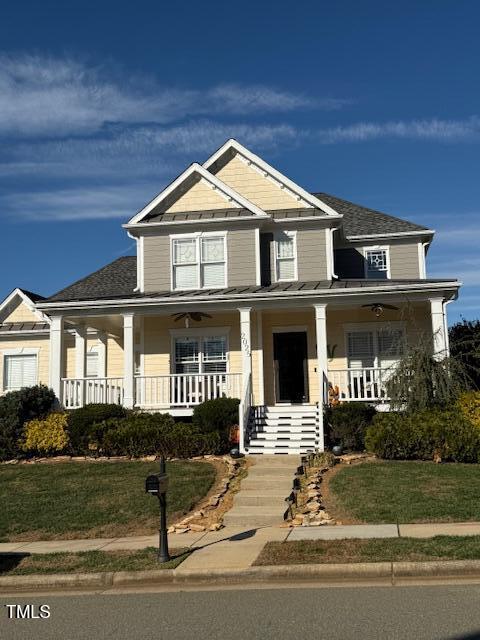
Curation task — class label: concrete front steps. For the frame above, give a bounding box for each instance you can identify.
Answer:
[223,455,300,528]
[246,405,318,454]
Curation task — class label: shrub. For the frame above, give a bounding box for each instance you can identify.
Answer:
[94,412,229,458]
[326,402,376,451]
[0,385,56,460]
[21,413,69,455]
[193,397,240,434]
[457,391,480,430]
[66,403,129,455]
[365,409,480,463]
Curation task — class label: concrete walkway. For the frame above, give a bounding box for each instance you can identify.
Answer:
[3,522,480,570]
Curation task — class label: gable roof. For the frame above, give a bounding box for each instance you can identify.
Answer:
[204,139,342,218]
[314,192,434,238]
[47,256,137,302]
[0,287,49,323]
[126,163,268,225]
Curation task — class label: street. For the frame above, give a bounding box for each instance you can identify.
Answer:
[2,583,480,640]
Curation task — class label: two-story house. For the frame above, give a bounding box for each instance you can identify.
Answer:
[0,139,460,453]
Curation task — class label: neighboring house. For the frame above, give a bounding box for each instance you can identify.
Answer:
[0,139,459,453]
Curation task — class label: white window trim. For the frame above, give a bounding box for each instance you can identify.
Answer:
[363,245,391,279]
[274,230,298,283]
[1,347,40,392]
[170,232,228,291]
[169,328,231,375]
[343,322,406,369]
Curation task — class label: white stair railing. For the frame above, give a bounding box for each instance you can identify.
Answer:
[238,373,252,454]
[327,368,390,402]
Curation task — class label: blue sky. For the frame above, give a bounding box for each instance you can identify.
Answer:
[1,0,479,323]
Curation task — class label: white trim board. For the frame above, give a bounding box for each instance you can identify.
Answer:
[0,288,49,324]
[203,139,342,218]
[127,163,268,225]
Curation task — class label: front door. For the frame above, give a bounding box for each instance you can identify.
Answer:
[273,331,309,403]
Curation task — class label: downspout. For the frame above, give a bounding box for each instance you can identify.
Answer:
[443,295,457,357]
[127,231,141,293]
[330,228,339,280]
[421,241,430,279]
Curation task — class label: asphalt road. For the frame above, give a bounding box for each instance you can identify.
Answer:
[3,583,480,640]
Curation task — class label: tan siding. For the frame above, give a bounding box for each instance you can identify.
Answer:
[227,229,257,286]
[0,336,50,389]
[165,179,236,213]
[297,228,329,281]
[3,300,39,323]
[216,155,308,210]
[107,336,124,378]
[389,242,421,278]
[143,234,171,292]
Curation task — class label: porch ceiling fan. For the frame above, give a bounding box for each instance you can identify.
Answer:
[361,302,399,318]
[171,311,212,328]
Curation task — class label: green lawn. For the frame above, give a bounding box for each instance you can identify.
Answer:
[328,461,480,524]
[0,547,189,575]
[254,536,480,565]
[0,461,216,542]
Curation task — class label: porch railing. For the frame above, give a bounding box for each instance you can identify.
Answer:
[62,377,124,409]
[327,368,392,402]
[134,372,242,409]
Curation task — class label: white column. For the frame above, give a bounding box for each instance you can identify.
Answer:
[123,313,135,408]
[49,315,64,404]
[430,297,447,359]
[75,328,87,378]
[256,310,265,406]
[98,332,107,378]
[314,304,328,452]
[239,307,252,386]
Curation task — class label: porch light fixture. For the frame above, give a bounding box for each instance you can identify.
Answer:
[171,311,212,328]
[361,302,399,318]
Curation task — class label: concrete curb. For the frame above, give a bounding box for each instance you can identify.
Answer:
[4,560,480,592]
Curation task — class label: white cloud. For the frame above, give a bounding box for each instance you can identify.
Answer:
[316,117,480,143]
[0,54,337,137]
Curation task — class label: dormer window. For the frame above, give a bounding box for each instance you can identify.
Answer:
[172,233,226,290]
[275,231,297,282]
[364,247,390,279]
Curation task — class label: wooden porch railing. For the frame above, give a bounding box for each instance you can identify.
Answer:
[327,368,391,402]
[134,372,242,409]
[62,377,124,409]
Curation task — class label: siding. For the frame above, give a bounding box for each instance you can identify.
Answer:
[389,242,421,278]
[165,179,235,213]
[227,228,257,286]
[297,228,329,281]
[2,300,39,323]
[143,234,171,292]
[216,154,307,210]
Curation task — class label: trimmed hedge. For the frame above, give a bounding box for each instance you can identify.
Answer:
[22,413,69,455]
[0,385,56,460]
[326,402,376,451]
[365,408,480,463]
[66,403,129,455]
[192,397,240,433]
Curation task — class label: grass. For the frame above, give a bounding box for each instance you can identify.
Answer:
[328,461,480,524]
[254,536,480,565]
[0,460,216,542]
[0,547,189,575]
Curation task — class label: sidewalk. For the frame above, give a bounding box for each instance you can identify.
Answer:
[3,522,480,571]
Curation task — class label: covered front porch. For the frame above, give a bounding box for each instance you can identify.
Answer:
[48,295,450,453]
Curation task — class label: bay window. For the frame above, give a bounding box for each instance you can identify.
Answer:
[172,234,226,290]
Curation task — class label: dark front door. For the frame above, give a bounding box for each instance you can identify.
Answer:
[273,331,309,403]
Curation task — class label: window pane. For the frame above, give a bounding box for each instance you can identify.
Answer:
[347,331,374,368]
[277,236,294,259]
[86,352,99,378]
[175,338,199,374]
[202,263,225,288]
[4,354,36,389]
[378,329,404,357]
[201,237,224,263]
[204,337,226,361]
[174,264,197,289]
[366,250,388,279]
[277,258,295,280]
[174,239,197,264]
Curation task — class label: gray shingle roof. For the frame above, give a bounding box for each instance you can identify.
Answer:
[313,192,430,236]
[45,254,456,303]
[48,257,137,302]
[18,289,45,302]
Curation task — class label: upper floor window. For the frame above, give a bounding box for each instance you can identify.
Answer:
[364,247,389,279]
[172,234,226,290]
[275,231,297,282]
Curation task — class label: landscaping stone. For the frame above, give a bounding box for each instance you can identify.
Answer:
[189,524,206,532]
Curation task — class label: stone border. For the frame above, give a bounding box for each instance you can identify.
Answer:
[3,560,480,593]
